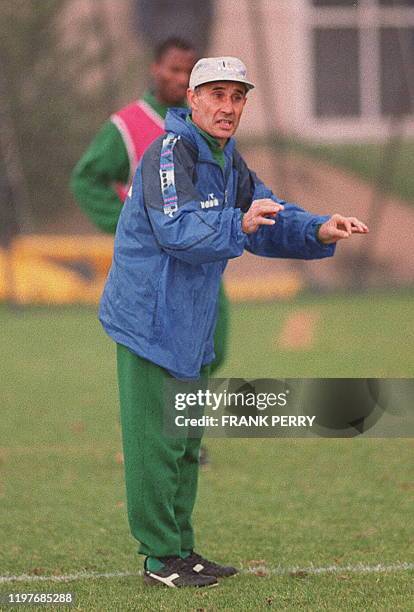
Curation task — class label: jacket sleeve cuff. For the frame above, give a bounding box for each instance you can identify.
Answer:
[236,209,248,249]
[306,216,336,257]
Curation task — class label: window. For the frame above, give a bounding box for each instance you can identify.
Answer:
[314,28,361,116]
[310,0,414,120]
[380,27,414,114]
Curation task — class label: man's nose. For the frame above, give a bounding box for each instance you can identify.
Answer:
[221,96,234,114]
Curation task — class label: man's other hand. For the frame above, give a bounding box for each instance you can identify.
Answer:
[317,214,369,244]
[242,199,284,234]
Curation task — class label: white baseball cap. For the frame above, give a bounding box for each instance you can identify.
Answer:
[189,56,255,92]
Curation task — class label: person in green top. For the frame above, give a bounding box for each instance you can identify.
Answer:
[70,39,195,234]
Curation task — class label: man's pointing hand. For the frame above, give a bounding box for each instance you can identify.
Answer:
[317,214,369,244]
[242,199,284,234]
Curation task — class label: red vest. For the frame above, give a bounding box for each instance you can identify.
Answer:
[110,99,165,202]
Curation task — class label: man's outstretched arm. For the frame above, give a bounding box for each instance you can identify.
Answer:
[242,198,368,258]
[234,155,368,259]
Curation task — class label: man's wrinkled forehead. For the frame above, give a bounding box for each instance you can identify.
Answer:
[196,81,247,96]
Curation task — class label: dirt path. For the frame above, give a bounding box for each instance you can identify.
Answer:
[278,308,321,350]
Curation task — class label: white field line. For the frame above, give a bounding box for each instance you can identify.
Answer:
[0,563,413,584]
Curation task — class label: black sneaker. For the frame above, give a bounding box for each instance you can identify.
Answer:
[185,551,238,578]
[143,556,218,588]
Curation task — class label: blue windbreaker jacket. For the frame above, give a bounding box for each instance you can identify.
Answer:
[99,108,335,379]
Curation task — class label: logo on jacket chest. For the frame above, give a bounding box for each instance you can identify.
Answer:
[200,193,220,209]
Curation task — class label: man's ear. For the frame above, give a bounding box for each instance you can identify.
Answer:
[187,88,198,112]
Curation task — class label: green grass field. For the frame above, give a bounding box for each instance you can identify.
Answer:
[1,292,413,610]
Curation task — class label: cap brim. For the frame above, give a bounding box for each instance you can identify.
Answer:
[191,77,255,91]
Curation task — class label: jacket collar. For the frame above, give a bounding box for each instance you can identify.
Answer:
[165,107,236,164]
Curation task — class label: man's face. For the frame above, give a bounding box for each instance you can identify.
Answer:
[151,47,197,106]
[187,82,247,146]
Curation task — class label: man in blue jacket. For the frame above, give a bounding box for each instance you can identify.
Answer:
[100,56,368,588]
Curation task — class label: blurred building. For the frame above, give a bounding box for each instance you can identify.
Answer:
[210,0,414,141]
[134,0,213,55]
[59,0,414,142]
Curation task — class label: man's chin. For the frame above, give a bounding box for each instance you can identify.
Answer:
[213,127,235,139]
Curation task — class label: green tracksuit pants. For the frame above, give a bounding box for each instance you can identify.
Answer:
[117,343,208,558]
